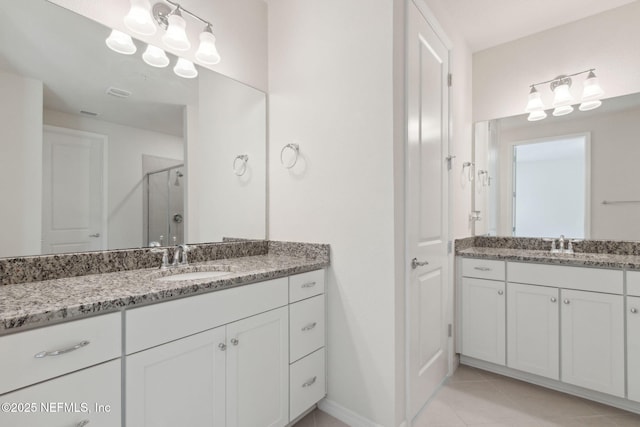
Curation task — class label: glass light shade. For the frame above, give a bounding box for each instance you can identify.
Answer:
[174,58,198,78]
[579,100,602,111]
[525,89,544,113]
[552,105,574,116]
[142,45,169,68]
[124,0,156,36]
[105,29,137,55]
[552,83,574,107]
[582,75,604,101]
[527,110,547,121]
[195,31,221,65]
[162,14,190,51]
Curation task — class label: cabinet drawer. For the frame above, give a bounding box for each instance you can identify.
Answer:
[461,258,505,281]
[0,360,121,426]
[0,312,121,395]
[126,278,288,354]
[508,262,622,294]
[290,295,325,362]
[290,348,326,421]
[289,269,325,303]
[627,271,640,297]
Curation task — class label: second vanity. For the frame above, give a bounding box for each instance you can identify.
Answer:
[456,237,640,414]
[0,240,329,427]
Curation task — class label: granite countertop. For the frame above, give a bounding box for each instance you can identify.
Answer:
[0,253,328,336]
[457,246,640,270]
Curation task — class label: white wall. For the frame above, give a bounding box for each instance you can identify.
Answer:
[498,106,640,240]
[268,0,473,425]
[48,0,268,91]
[44,109,183,249]
[0,72,43,258]
[473,2,640,122]
[188,71,266,243]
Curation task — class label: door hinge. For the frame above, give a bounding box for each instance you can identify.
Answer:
[448,324,452,337]
[448,73,452,87]
[447,240,453,254]
[445,155,455,171]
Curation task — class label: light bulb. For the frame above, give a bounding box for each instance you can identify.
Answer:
[527,110,547,121]
[162,11,190,51]
[174,58,198,79]
[525,87,544,113]
[124,0,156,36]
[105,29,137,55]
[552,105,574,116]
[195,26,221,65]
[142,45,170,68]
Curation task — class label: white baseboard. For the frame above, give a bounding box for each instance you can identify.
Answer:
[318,398,385,427]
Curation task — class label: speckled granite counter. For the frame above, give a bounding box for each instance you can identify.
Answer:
[456,236,640,270]
[0,242,329,335]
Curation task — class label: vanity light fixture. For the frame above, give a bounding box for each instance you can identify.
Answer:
[105,29,137,55]
[173,57,198,79]
[142,44,170,68]
[525,69,604,121]
[124,0,157,36]
[195,24,221,65]
[162,6,190,51]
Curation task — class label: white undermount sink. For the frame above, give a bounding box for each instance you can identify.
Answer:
[156,270,231,282]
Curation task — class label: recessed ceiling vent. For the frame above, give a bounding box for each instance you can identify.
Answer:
[106,86,132,98]
[80,110,99,117]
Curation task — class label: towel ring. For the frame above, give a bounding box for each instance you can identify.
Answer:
[233,154,249,176]
[280,143,299,169]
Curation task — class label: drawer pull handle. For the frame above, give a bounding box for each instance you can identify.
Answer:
[34,340,90,359]
[301,322,317,332]
[474,267,491,271]
[302,376,317,388]
[301,282,317,288]
[632,308,638,314]
[77,420,90,427]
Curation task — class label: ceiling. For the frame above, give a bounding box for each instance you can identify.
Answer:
[434,0,638,52]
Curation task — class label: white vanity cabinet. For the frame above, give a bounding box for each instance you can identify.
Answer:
[627,272,640,403]
[460,259,506,365]
[0,312,122,427]
[506,282,559,380]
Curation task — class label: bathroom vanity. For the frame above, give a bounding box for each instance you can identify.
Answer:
[456,237,640,414]
[0,240,328,427]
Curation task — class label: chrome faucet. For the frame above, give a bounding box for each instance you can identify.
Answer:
[172,244,190,267]
[558,235,565,252]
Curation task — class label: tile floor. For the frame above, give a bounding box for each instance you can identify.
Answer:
[295,365,640,426]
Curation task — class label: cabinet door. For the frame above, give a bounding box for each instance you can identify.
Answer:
[628,296,640,402]
[0,360,120,427]
[561,289,624,397]
[126,327,226,427]
[462,278,505,365]
[226,306,289,427]
[507,283,559,379]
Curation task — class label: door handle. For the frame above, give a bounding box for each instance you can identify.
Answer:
[411,258,429,269]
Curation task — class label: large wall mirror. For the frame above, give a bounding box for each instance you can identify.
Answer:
[0,1,266,258]
[473,92,640,241]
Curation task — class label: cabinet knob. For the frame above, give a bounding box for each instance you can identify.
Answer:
[563,299,570,304]
[497,290,504,295]
[550,297,557,303]
[218,343,227,351]
[231,338,239,346]
[632,308,638,314]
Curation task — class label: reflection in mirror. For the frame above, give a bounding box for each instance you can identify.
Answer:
[0,1,266,258]
[474,92,640,241]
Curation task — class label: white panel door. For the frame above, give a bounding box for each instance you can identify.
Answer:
[226,307,289,427]
[42,125,106,254]
[0,360,120,427]
[507,283,559,379]
[126,327,227,427]
[628,296,640,402]
[406,0,450,418]
[461,278,505,365]
[560,289,624,397]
